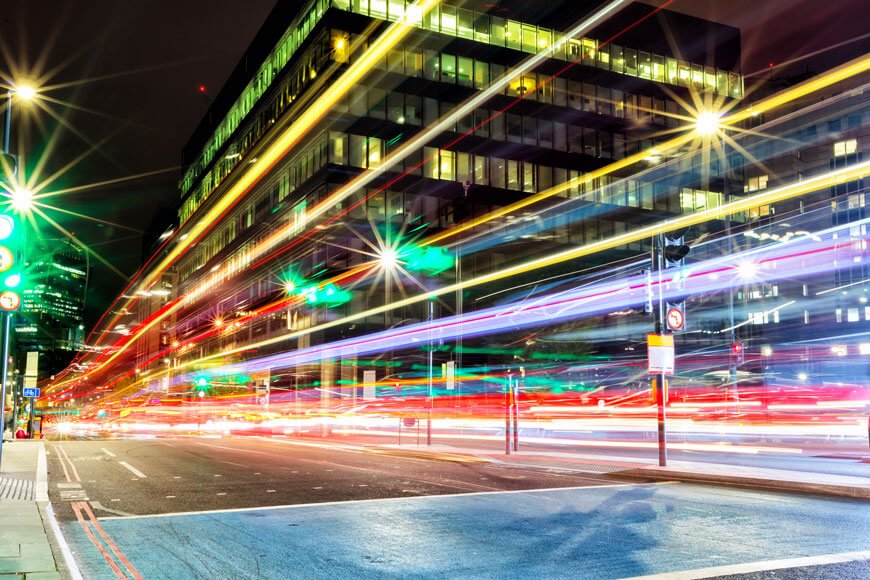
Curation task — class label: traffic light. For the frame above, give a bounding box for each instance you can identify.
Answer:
[0,153,17,182]
[404,245,455,276]
[662,229,691,267]
[731,341,744,365]
[300,282,351,307]
[0,213,23,311]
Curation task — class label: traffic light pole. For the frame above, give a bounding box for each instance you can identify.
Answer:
[652,235,668,467]
[3,91,12,153]
[0,312,11,467]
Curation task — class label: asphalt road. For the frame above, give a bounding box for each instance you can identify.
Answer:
[45,436,624,522]
[45,436,870,579]
[315,430,870,478]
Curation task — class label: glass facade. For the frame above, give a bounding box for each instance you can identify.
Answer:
[178,0,743,225]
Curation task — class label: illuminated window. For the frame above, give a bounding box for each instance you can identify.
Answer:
[744,175,768,192]
[748,204,772,220]
[833,139,857,156]
[439,150,455,180]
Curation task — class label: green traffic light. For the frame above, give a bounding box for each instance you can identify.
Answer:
[404,245,455,276]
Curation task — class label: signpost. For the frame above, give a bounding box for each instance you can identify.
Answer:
[362,370,376,401]
[22,387,39,398]
[647,334,675,374]
[665,304,685,332]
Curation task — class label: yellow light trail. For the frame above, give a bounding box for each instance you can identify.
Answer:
[134,0,441,295]
[182,26,869,326]
[427,54,870,245]
[172,161,869,374]
[45,0,442,392]
[52,43,869,396]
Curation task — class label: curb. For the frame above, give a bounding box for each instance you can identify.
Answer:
[617,468,870,500]
[365,446,491,464]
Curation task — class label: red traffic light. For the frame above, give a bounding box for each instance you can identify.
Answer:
[731,342,742,354]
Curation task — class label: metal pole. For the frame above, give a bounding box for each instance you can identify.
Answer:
[512,379,519,452]
[11,374,20,437]
[0,312,11,466]
[26,395,33,438]
[3,92,11,153]
[504,374,512,455]
[427,298,433,446]
[653,235,668,467]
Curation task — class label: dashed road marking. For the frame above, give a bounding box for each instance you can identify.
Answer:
[216,492,227,496]
[266,490,276,493]
[313,487,323,490]
[165,496,176,499]
[100,448,117,458]
[118,461,147,479]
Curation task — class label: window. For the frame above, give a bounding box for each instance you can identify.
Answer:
[473,155,488,185]
[834,139,857,156]
[439,149,455,180]
[744,175,769,192]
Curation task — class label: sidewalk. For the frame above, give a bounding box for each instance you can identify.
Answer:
[355,440,870,500]
[0,440,68,579]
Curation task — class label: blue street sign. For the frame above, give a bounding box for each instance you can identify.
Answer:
[23,387,40,398]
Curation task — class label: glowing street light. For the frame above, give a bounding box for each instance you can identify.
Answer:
[694,111,722,136]
[13,85,37,101]
[736,260,759,280]
[379,248,399,268]
[11,187,33,212]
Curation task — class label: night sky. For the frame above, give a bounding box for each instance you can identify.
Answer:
[0,0,865,326]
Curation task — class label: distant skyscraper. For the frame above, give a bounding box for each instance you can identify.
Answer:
[15,238,88,380]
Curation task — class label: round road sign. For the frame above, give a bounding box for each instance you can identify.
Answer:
[666,307,684,330]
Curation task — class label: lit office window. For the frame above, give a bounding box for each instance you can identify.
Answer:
[833,139,857,156]
[744,175,768,192]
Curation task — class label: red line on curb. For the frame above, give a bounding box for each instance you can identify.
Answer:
[71,502,128,580]
[81,502,144,580]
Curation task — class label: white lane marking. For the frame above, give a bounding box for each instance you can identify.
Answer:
[266,490,276,493]
[117,461,147,479]
[35,442,49,501]
[313,487,323,490]
[110,499,121,502]
[100,448,117,458]
[101,482,674,521]
[165,496,176,499]
[173,476,181,479]
[45,502,84,580]
[57,445,82,482]
[191,441,272,456]
[90,501,134,517]
[213,474,222,477]
[625,550,870,580]
[216,493,227,496]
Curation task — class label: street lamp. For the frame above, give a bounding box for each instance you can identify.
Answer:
[10,188,33,212]
[693,110,722,137]
[0,83,35,457]
[4,84,37,154]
